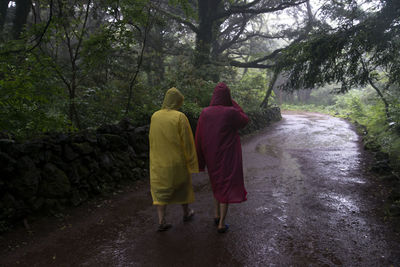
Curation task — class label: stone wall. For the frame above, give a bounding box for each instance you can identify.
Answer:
[239,107,282,135]
[0,118,149,232]
[0,107,282,232]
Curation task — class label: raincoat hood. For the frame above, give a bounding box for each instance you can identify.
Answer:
[210,82,233,106]
[162,87,184,110]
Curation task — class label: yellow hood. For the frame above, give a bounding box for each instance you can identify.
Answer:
[161,87,184,110]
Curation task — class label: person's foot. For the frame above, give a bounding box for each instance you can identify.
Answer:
[183,209,195,222]
[157,223,172,232]
[217,224,229,234]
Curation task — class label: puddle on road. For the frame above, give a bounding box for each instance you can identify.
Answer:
[255,143,280,157]
[319,192,360,214]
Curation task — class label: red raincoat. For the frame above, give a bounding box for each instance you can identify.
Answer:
[195,83,249,203]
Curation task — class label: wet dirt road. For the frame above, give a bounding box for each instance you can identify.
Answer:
[1,111,400,266]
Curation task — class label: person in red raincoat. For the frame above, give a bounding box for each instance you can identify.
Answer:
[195,82,249,233]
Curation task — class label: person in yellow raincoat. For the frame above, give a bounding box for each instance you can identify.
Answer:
[149,87,198,231]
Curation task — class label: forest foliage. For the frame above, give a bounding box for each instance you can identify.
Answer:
[0,0,399,150]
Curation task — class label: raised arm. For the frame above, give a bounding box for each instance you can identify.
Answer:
[231,99,249,129]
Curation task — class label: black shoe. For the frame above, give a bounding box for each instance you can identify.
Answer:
[157,223,172,232]
[217,224,229,234]
[183,209,195,222]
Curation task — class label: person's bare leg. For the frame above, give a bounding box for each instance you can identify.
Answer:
[214,197,220,219]
[182,204,194,221]
[182,204,189,217]
[218,203,229,229]
[157,205,167,225]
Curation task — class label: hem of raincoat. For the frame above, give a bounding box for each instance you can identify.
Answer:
[214,192,247,204]
[153,200,195,205]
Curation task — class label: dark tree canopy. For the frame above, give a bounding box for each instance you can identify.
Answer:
[277,0,400,93]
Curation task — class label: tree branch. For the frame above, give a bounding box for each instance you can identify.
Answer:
[228,60,275,69]
[217,17,248,53]
[125,6,153,114]
[73,0,91,64]
[0,0,53,55]
[217,0,307,19]
[150,3,199,34]
[26,0,53,53]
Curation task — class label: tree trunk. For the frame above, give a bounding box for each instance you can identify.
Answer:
[0,0,9,33]
[12,0,32,39]
[146,24,165,86]
[367,78,391,122]
[194,0,222,81]
[261,71,278,108]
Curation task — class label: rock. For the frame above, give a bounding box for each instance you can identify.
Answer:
[28,196,45,211]
[63,144,79,161]
[72,133,89,143]
[131,168,142,180]
[21,141,44,155]
[99,153,114,170]
[126,132,136,147]
[9,168,41,199]
[40,163,71,198]
[53,133,69,143]
[16,156,36,173]
[97,124,121,134]
[0,152,17,175]
[68,161,91,184]
[112,151,130,164]
[97,134,128,151]
[128,146,137,161]
[70,189,88,206]
[77,156,99,174]
[46,143,63,155]
[43,199,63,214]
[0,139,15,152]
[87,175,101,194]
[102,172,114,183]
[38,149,54,163]
[72,142,93,155]
[0,193,26,220]
[110,170,122,181]
[134,125,149,135]
[118,118,135,131]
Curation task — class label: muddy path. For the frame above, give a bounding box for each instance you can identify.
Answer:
[1,111,400,266]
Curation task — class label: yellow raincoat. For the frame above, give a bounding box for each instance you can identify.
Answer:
[149,88,198,205]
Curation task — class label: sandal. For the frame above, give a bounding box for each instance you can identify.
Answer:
[217,224,229,234]
[183,209,195,222]
[157,223,172,232]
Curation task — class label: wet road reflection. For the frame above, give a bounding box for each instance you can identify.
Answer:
[242,111,399,266]
[1,111,399,266]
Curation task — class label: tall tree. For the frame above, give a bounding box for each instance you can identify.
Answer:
[12,0,32,39]
[155,0,308,81]
[0,0,10,33]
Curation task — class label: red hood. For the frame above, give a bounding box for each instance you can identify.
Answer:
[210,82,233,106]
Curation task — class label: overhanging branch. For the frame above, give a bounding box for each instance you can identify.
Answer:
[217,0,307,19]
[150,4,199,34]
[228,60,275,69]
